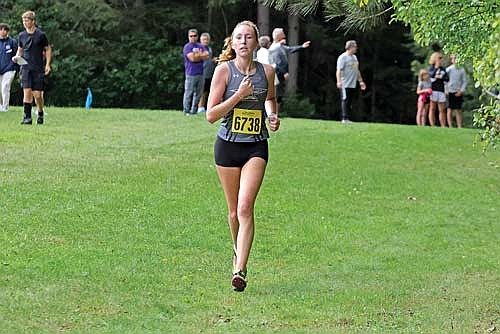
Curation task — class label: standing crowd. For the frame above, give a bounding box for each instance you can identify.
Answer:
[182,26,310,117]
[416,52,467,128]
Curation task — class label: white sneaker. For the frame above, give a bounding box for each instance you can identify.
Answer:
[341,119,353,124]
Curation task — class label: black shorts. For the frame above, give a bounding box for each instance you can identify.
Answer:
[448,92,464,109]
[21,69,45,91]
[203,78,212,94]
[214,136,268,167]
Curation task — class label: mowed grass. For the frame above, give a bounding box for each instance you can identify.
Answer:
[0,107,498,333]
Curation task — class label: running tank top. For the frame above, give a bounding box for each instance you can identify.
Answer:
[217,60,269,142]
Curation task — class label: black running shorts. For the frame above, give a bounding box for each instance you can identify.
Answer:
[448,92,464,109]
[21,69,45,91]
[214,136,268,167]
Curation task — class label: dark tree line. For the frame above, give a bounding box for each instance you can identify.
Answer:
[1,0,423,123]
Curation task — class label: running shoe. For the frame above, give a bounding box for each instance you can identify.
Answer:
[232,270,247,292]
[37,112,44,124]
[21,117,32,125]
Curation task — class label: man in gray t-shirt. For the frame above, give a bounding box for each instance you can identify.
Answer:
[446,54,467,128]
[336,40,366,123]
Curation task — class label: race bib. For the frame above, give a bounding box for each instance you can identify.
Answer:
[231,108,262,135]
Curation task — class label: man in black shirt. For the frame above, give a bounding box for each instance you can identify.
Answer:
[12,11,52,124]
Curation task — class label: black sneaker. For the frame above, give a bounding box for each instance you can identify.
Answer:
[232,270,247,292]
[21,117,32,125]
[37,116,44,124]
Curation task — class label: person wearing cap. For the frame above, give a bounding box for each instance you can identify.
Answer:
[336,40,366,123]
[12,11,52,125]
[0,23,18,112]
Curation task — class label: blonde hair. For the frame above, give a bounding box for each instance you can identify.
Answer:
[218,37,235,63]
[217,21,259,64]
[418,69,429,81]
[429,52,442,65]
[22,11,36,21]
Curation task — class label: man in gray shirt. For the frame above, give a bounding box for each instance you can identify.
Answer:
[446,54,467,128]
[336,40,366,123]
[269,28,310,114]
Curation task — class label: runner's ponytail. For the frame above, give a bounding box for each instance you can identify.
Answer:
[218,37,235,63]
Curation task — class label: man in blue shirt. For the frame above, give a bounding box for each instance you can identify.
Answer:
[0,23,18,112]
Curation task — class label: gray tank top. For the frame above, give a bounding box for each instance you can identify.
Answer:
[217,60,269,142]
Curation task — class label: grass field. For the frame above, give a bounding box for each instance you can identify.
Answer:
[0,107,499,333]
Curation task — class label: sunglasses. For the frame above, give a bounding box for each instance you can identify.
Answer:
[189,35,197,37]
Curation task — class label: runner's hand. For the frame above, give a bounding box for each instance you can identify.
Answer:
[237,76,253,99]
[269,113,280,132]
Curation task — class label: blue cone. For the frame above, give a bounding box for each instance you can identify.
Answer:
[85,88,93,109]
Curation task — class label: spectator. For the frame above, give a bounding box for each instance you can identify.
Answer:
[13,11,51,125]
[182,28,208,116]
[446,54,467,128]
[197,32,216,113]
[0,23,18,112]
[428,52,448,127]
[336,40,366,123]
[416,69,432,126]
[268,28,310,114]
[257,35,279,115]
[256,35,271,65]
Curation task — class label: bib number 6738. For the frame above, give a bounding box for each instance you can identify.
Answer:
[232,108,262,135]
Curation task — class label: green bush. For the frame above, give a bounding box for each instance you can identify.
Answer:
[281,94,316,118]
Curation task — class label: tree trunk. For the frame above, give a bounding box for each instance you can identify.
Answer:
[257,1,270,37]
[286,14,299,95]
[208,2,212,30]
[134,0,144,32]
[370,39,378,122]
